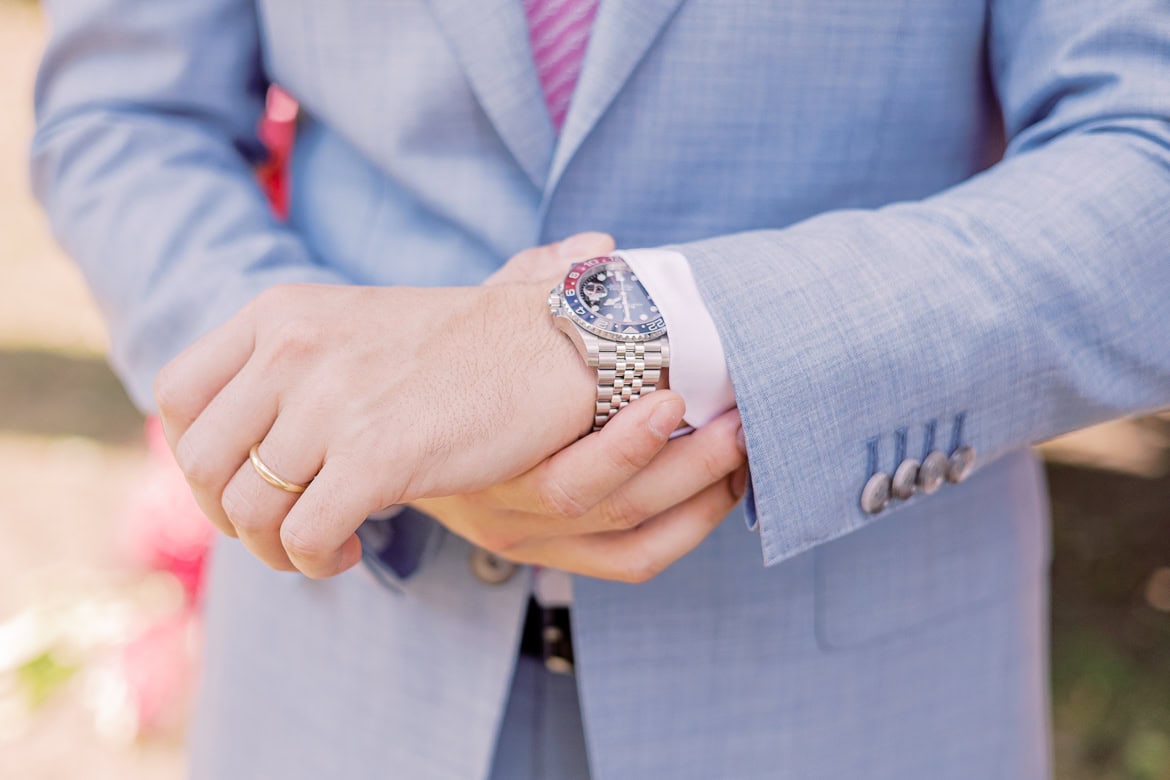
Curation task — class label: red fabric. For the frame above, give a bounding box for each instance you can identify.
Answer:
[257,86,299,218]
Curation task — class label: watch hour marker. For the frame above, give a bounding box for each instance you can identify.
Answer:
[640,314,648,321]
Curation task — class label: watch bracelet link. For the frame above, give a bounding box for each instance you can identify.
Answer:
[592,340,666,431]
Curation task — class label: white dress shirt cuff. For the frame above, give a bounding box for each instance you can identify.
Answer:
[618,248,736,428]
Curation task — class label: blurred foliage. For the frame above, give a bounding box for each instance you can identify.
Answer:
[17,651,79,710]
[0,349,144,444]
[1049,459,1170,780]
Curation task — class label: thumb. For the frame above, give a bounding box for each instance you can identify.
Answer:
[485,232,616,286]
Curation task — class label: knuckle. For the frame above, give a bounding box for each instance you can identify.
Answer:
[208,516,238,538]
[174,436,214,486]
[608,440,652,474]
[506,246,542,272]
[280,523,328,566]
[537,477,589,520]
[220,482,271,533]
[494,522,533,554]
[298,563,337,580]
[598,492,645,531]
[469,525,514,554]
[493,531,527,554]
[618,553,662,585]
[270,316,322,360]
[253,283,294,314]
[152,364,184,414]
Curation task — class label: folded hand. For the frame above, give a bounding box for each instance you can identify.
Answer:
[415,397,746,583]
[156,232,747,582]
[155,240,601,577]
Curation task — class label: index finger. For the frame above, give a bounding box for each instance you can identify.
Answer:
[153,305,256,450]
[495,390,686,517]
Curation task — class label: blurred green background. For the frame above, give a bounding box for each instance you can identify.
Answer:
[1,2,1168,778]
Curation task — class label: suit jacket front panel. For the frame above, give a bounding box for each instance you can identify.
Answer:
[259,0,998,289]
[251,3,1052,776]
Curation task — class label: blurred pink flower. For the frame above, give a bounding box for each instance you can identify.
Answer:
[119,611,201,737]
[120,417,213,603]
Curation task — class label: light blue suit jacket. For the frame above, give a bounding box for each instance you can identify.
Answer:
[32,0,1170,777]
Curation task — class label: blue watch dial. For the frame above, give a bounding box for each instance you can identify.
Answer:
[562,257,667,340]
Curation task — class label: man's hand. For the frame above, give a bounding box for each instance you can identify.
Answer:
[439,232,747,581]
[414,397,746,583]
[156,235,612,578]
[156,231,748,583]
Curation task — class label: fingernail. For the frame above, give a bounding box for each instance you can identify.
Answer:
[735,424,747,455]
[731,466,749,499]
[559,232,611,260]
[649,399,684,437]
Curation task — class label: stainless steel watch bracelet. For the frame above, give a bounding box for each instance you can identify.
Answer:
[586,334,669,431]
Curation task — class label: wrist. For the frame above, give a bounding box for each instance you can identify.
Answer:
[516,282,598,439]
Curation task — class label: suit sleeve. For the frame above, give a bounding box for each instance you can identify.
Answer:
[671,0,1170,566]
[31,0,348,411]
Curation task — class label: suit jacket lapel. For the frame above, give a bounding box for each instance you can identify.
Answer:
[544,0,688,202]
[425,0,555,188]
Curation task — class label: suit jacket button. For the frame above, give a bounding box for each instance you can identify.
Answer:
[891,458,920,500]
[947,445,976,483]
[860,472,891,515]
[470,548,517,585]
[917,451,949,495]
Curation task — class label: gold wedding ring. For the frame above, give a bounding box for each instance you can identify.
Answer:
[248,443,311,494]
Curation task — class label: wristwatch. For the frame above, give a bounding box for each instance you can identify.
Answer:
[549,254,670,431]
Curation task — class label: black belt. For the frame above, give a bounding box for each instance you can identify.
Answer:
[519,596,574,675]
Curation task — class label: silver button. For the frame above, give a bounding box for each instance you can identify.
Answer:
[917,450,948,495]
[947,445,976,483]
[860,472,891,515]
[891,458,920,500]
[469,548,517,585]
[545,656,574,675]
[541,626,575,675]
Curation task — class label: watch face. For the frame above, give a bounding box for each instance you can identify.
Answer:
[561,256,667,341]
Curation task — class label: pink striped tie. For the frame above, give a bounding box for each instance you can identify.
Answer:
[523,0,600,131]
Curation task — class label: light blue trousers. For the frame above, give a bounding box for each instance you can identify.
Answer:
[488,656,591,780]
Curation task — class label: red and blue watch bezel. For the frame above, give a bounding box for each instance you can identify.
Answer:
[560,256,668,342]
